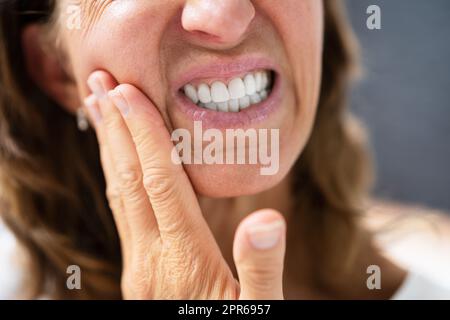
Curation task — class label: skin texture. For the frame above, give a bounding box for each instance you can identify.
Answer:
[22,0,409,299]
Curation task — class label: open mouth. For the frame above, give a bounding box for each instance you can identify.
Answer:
[181,69,275,113]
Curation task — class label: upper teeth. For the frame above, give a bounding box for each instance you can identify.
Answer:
[183,70,272,112]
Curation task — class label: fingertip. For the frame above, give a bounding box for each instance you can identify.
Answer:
[233,209,286,259]
[84,94,102,126]
[247,219,285,250]
[237,209,286,241]
[87,70,105,83]
[114,83,138,95]
[242,209,285,226]
[87,70,118,98]
[88,70,114,83]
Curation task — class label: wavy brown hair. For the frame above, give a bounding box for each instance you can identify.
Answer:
[0,0,371,299]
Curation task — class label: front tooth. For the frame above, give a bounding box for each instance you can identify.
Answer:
[205,102,217,110]
[198,84,212,103]
[184,84,199,104]
[217,101,229,112]
[229,99,239,112]
[255,72,263,92]
[228,78,246,99]
[250,93,261,104]
[211,81,230,103]
[244,74,256,95]
[239,96,250,110]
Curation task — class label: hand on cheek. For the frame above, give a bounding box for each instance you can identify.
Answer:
[83,70,286,300]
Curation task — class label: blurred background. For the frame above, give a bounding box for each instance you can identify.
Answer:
[346,0,450,212]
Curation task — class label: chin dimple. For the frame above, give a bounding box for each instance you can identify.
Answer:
[183,70,273,112]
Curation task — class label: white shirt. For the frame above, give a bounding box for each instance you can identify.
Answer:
[0,221,22,299]
[392,272,450,300]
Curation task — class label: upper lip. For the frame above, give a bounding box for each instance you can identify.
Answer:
[172,55,279,93]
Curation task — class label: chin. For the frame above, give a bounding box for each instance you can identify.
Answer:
[184,161,293,198]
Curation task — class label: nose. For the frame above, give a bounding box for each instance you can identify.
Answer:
[182,0,255,46]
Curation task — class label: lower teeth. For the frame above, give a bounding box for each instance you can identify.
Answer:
[197,89,271,112]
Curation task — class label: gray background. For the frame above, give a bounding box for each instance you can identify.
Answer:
[345,0,450,211]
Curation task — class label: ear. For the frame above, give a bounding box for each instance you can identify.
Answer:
[21,25,79,113]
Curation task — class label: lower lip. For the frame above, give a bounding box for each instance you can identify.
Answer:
[173,72,282,129]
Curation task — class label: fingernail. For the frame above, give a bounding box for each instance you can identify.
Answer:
[87,75,106,99]
[84,94,102,125]
[109,89,130,116]
[247,220,284,250]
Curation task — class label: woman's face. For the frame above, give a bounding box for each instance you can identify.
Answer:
[59,0,324,197]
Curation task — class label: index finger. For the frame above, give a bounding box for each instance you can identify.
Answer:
[108,84,213,240]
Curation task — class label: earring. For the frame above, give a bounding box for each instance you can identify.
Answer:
[77,107,89,132]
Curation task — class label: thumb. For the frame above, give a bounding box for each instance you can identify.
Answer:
[233,209,286,300]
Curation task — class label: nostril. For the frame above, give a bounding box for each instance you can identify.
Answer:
[189,30,223,43]
[181,0,255,45]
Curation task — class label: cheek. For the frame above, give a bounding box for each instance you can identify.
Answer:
[267,0,324,157]
[293,1,324,113]
[265,0,324,109]
[67,1,170,101]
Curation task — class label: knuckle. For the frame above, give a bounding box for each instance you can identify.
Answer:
[143,169,190,236]
[106,186,122,208]
[115,163,143,195]
[143,170,177,204]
